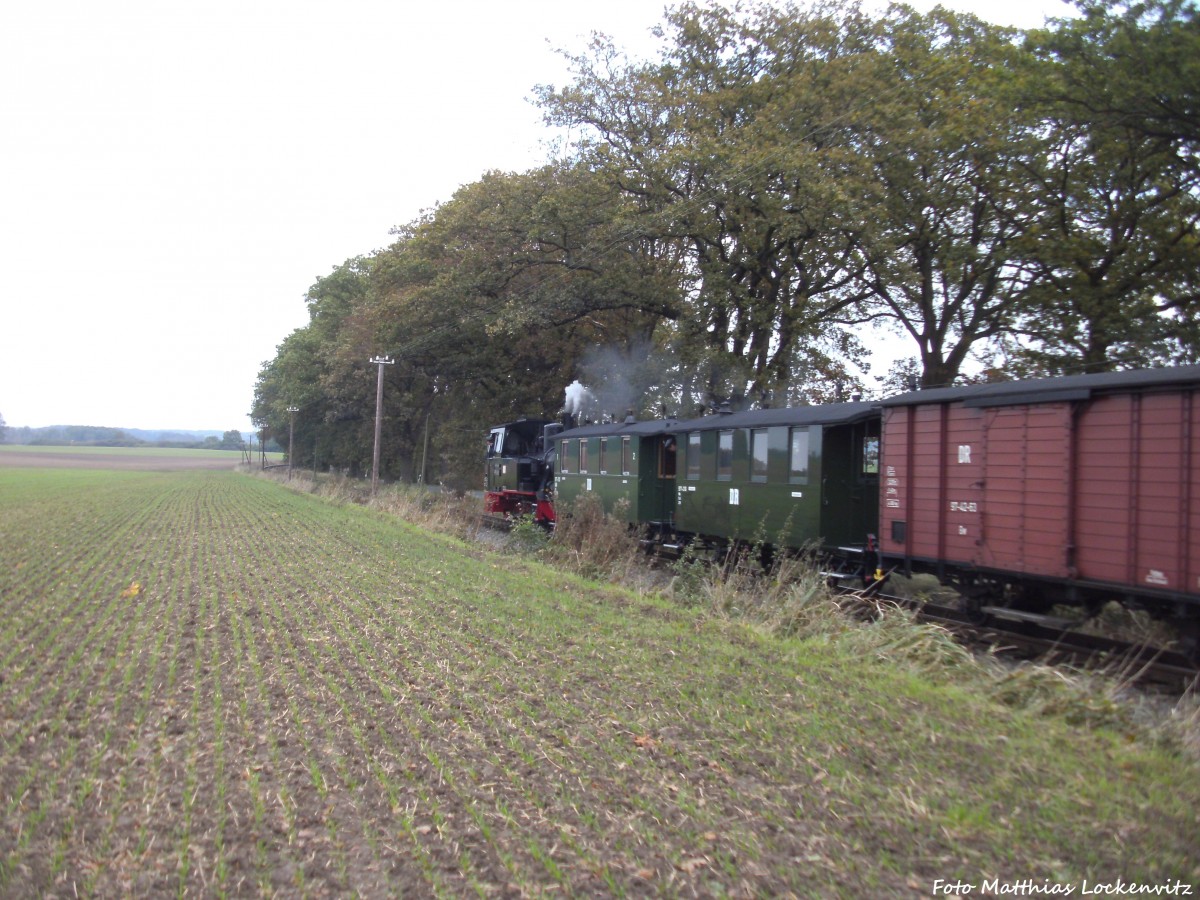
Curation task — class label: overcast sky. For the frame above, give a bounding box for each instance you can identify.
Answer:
[1,0,1073,433]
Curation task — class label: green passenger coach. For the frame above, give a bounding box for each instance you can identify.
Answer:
[672,403,880,550]
[554,418,679,532]
[551,401,881,555]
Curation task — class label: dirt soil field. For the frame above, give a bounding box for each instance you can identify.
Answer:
[1,464,1197,898]
[0,446,249,471]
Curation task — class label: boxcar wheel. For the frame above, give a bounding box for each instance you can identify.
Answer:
[1177,618,1200,664]
[958,593,988,625]
[958,577,1001,625]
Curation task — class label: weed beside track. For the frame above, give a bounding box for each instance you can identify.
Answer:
[1,467,1198,897]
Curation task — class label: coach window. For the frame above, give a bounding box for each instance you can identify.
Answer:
[751,429,769,483]
[789,428,810,484]
[686,432,701,480]
[717,430,734,481]
[621,436,632,475]
[659,436,677,478]
[559,439,571,474]
[862,436,879,475]
[599,438,608,474]
[579,439,589,474]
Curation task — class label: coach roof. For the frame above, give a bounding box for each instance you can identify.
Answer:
[556,418,681,440]
[672,401,879,431]
[557,400,879,440]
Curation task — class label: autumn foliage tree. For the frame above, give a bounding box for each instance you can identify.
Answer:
[1003,0,1200,373]
[253,0,1200,485]
[539,2,887,404]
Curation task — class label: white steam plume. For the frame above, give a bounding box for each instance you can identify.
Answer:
[564,380,595,417]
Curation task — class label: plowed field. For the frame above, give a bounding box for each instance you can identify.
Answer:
[1,464,1197,897]
[0,445,259,471]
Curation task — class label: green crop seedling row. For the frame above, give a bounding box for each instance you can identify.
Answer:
[0,464,1197,897]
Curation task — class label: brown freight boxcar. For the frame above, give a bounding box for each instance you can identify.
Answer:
[878,366,1200,641]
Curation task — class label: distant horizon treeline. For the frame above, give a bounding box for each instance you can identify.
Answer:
[1,425,259,450]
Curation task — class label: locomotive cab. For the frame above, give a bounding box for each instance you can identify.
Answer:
[484,419,556,524]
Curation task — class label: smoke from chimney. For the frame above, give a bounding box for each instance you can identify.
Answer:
[564,380,595,417]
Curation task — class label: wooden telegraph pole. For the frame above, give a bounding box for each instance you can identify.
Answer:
[286,406,298,481]
[369,356,394,493]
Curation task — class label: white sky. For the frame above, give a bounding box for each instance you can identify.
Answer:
[0,0,1073,432]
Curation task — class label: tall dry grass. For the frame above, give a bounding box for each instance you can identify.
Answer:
[539,494,659,590]
[367,484,481,542]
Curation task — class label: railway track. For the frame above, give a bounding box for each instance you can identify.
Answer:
[844,583,1200,689]
[478,512,518,532]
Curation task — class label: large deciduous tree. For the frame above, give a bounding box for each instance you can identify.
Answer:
[368,164,685,480]
[539,1,883,407]
[254,163,685,484]
[1004,0,1200,373]
[1044,0,1199,170]
[846,5,1044,388]
[252,259,381,476]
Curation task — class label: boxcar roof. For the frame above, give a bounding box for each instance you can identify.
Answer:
[557,401,878,440]
[881,365,1200,409]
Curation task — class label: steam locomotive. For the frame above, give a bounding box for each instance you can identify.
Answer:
[486,365,1200,649]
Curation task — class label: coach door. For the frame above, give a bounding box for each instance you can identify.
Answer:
[640,434,676,527]
[820,418,881,546]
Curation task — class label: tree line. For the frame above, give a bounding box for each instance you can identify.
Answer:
[1,425,249,450]
[252,0,1199,488]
